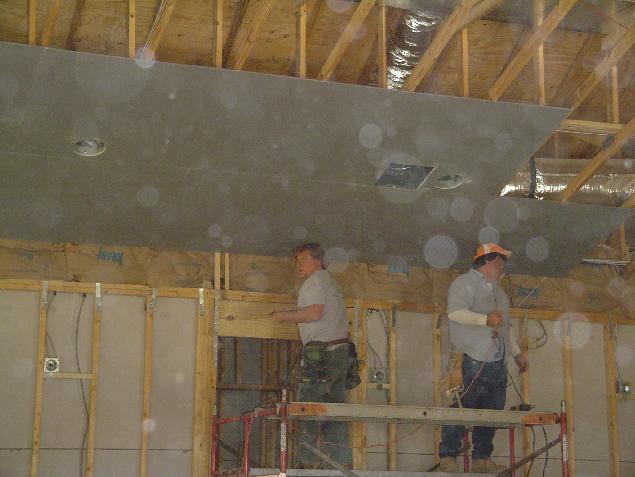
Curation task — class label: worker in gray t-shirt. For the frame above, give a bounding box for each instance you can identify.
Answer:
[438,243,529,474]
[271,242,352,467]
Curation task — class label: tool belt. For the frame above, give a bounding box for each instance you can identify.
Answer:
[299,339,360,390]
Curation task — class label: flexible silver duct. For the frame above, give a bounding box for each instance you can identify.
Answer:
[501,158,635,205]
[385,10,442,89]
[378,9,635,208]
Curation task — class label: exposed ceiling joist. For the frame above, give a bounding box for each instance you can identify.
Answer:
[570,24,635,112]
[223,0,249,67]
[558,114,635,202]
[128,0,136,59]
[558,119,623,135]
[457,27,469,96]
[307,0,323,37]
[317,0,376,81]
[28,0,37,46]
[141,0,179,61]
[356,6,403,85]
[599,5,635,35]
[213,0,223,67]
[488,0,579,101]
[295,1,307,78]
[533,0,546,105]
[41,0,62,47]
[377,1,387,88]
[229,0,276,70]
[601,5,635,50]
[455,0,506,32]
[401,0,479,92]
[65,0,85,50]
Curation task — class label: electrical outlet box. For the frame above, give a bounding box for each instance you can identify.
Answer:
[372,370,385,385]
[44,357,59,375]
[616,381,631,395]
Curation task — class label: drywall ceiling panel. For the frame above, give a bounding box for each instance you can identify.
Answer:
[0,152,629,275]
[0,42,628,276]
[0,43,40,151]
[2,42,567,197]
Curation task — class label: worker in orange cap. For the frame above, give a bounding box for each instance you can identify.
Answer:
[438,243,529,473]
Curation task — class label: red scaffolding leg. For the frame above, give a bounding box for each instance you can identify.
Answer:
[210,419,219,477]
[463,430,470,473]
[509,428,516,477]
[241,416,253,476]
[560,400,569,477]
[279,389,288,477]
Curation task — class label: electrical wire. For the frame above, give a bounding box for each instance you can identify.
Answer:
[73,294,88,477]
[534,320,548,348]
[366,309,387,382]
[140,0,168,59]
[45,292,57,358]
[615,325,623,382]
[527,426,537,476]
[541,425,548,477]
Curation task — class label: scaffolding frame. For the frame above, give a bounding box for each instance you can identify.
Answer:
[210,398,570,477]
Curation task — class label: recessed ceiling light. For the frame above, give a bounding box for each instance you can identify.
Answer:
[375,163,435,190]
[73,139,106,157]
[434,173,464,190]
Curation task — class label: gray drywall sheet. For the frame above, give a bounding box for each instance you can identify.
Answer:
[571,322,610,476]
[393,311,438,471]
[0,290,38,477]
[363,311,440,471]
[148,297,197,477]
[0,290,198,477]
[617,325,635,475]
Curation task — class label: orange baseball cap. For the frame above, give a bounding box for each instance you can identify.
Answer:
[473,243,512,261]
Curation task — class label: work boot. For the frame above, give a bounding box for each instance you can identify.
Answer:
[438,456,458,472]
[471,458,506,473]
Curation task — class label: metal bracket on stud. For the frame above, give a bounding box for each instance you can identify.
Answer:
[199,288,205,316]
[213,289,221,371]
[41,281,48,309]
[148,289,157,311]
[95,283,102,312]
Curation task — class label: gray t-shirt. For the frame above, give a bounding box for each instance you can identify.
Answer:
[297,269,348,345]
[447,269,512,362]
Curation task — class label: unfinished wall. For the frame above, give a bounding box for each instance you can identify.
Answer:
[617,325,635,476]
[0,290,199,477]
[1,278,634,476]
[358,312,635,476]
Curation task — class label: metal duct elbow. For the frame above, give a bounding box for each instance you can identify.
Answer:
[501,158,635,206]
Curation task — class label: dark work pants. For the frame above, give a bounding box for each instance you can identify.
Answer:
[439,355,507,460]
[297,345,352,466]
